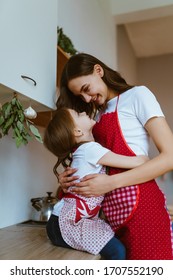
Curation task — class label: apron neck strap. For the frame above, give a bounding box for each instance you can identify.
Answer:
[115,94,120,111]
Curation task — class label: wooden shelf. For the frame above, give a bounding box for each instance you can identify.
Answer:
[33,46,69,127]
[57,46,70,87]
[32,111,55,127]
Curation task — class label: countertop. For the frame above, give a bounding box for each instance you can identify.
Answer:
[0,224,100,260]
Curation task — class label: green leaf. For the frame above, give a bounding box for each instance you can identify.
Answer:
[2,102,9,111]
[35,135,43,143]
[18,111,25,122]
[29,124,40,136]
[13,126,21,137]
[0,115,4,126]
[11,97,17,105]
[15,98,23,110]
[15,136,23,148]
[29,124,43,143]
[17,120,24,132]
[4,103,12,119]
[3,115,14,134]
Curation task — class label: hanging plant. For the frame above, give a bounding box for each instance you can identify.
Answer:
[57,27,78,56]
[0,93,43,147]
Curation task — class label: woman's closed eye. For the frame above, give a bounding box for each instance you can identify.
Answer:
[84,86,89,92]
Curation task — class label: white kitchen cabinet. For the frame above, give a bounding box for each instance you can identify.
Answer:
[0,0,57,110]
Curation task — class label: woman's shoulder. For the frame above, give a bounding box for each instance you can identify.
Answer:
[120,85,163,116]
[124,85,157,103]
[126,85,154,96]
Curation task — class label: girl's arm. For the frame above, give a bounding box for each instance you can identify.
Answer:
[98,152,148,169]
[71,117,173,196]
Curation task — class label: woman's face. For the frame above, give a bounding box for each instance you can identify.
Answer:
[68,64,113,106]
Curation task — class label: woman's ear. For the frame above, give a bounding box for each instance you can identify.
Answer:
[94,64,104,77]
[74,128,83,137]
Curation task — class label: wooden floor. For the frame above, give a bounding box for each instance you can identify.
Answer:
[0,224,100,260]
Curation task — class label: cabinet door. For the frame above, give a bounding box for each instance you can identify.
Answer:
[0,0,57,110]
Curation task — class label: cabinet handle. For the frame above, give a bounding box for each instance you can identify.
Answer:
[21,75,37,86]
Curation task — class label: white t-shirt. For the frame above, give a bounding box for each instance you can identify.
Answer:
[52,142,109,216]
[96,86,164,155]
[71,142,109,179]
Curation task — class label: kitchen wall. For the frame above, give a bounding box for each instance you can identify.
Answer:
[110,0,173,16]
[138,54,173,132]
[0,0,117,228]
[58,0,117,69]
[0,128,61,228]
[117,25,173,206]
[116,25,137,85]
[138,54,173,206]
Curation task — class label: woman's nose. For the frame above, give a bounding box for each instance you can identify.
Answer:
[83,94,92,103]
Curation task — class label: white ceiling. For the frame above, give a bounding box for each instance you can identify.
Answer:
[124,15,173,58]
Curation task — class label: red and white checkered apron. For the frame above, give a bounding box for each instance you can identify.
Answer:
[58,192,114,255]
[93,96,173,259]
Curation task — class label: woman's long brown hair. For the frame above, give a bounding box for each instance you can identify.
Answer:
[57,53,134,117]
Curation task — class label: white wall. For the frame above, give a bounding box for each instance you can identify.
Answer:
[0,128,61,228]
[58,0,117,69]
[110,0,173,15]
[117,25,137,84]
[117,27,173,206]
[137,55,173,206]
[138,54,173,132]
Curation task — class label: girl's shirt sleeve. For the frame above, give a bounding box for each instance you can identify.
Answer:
[84,142,110,166]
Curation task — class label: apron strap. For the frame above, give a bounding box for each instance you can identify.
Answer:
[115,94,120,112]
[64,193,101,223]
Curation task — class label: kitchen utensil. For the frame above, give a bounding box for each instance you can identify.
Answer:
[30,192,58,222]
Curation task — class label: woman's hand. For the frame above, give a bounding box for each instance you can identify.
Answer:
[71,173,113,197]
[58,167,79,193]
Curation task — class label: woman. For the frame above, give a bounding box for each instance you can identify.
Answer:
[56,53,173,259]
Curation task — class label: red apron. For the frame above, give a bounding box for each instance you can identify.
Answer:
[93,96,173,260]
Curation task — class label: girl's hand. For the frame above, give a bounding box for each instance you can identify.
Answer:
[58,167,79,193]
[71,173,113,197]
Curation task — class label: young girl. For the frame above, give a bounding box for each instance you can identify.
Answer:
[44,107,148,259]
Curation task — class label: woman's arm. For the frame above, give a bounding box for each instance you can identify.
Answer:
[58,153,148,192]
[71,117,173,196]
[98,152,149,169]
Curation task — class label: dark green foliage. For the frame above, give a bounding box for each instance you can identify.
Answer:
[0,95,43,147]
[57,27,77,55]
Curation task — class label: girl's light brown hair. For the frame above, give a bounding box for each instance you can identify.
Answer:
[44,107,76,178]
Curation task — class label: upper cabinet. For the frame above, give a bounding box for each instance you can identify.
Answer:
[0,0,57,110]
[32,46,69,127]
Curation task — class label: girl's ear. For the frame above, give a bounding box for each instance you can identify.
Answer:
[94,64,104,77]
[73,128,83,137]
